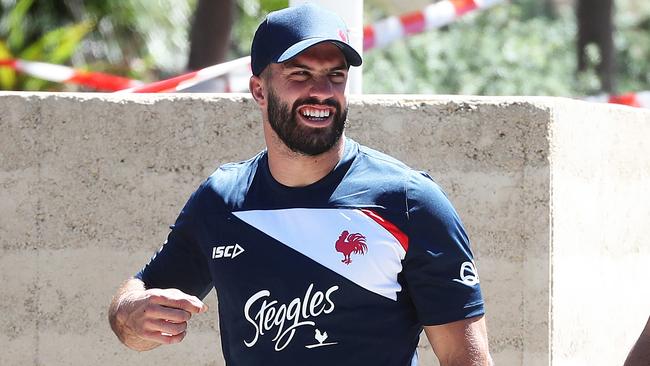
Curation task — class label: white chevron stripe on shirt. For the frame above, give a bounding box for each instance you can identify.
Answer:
[233,208,407,300]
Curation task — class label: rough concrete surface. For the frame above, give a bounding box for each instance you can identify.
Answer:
[0,92,648,366]
[548,100,650,366]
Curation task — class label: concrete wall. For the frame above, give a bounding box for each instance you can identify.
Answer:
[0,92,648,365]
[549,101,650,365]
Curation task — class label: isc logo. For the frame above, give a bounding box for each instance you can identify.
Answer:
[212,244,245,259]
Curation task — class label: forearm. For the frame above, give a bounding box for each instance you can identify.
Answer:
[425,316,492,366]
[439,341,492,366]
[108,278,161,351]
[441,352,492,366]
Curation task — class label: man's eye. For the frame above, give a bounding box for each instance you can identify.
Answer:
[330,73,346,82]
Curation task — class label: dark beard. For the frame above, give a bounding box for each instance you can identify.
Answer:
[266,88,347,156]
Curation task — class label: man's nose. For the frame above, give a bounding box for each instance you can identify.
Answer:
[308,76,334,100]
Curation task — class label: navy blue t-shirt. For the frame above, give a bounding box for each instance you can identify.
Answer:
[137,138,484,366]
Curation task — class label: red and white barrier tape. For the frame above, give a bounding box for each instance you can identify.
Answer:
[584,92,650,109]
[118,56,251,93]
[0,58,141,91]
[3,55,649,109]
[363,0,505,51]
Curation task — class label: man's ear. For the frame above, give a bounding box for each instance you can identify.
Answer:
[249,75,266,107]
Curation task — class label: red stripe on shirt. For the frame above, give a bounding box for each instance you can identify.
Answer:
[360,209,409,252]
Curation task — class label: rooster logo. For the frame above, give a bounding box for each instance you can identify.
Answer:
[335,230,368,265]
[305,328,338,349]
[315,329,328,345]
[338,29,348,42]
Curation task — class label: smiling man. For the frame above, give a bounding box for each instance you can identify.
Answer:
[108,4,492,365]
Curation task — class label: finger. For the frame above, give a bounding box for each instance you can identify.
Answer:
[140,330,187,345]
[143,318,188,336]
[150,293,206,314]
[144,303,192,323]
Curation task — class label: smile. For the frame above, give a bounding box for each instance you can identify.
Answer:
[298,105,333,120]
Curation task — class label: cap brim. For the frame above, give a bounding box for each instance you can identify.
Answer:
[277,38,362,67]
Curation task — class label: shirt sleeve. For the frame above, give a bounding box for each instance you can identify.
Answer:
[135,184,214,300]
[402,171,484,326]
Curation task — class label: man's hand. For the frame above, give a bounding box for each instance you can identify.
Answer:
[108,278,208,351]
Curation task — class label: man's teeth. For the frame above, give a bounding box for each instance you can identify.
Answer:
[301,108,330,118]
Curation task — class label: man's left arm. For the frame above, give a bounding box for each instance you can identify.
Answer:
[424,315,492,366]
[403,172,492,365]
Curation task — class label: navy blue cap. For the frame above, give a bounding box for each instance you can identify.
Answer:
[251,3,363,76]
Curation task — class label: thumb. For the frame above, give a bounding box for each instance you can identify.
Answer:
[151,289,209,314]
[198,302,209,314]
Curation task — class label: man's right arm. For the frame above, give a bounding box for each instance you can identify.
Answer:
[108,278,208,351]
[624,316,650,366]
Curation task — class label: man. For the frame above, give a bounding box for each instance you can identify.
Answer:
[624,316,650,366]
[109,4,492,365]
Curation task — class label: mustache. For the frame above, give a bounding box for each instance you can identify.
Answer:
[292,97,340,113]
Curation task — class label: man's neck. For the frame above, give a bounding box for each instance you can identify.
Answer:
[265,128,346,188]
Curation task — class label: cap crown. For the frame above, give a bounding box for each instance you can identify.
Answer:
[251,3,362,76]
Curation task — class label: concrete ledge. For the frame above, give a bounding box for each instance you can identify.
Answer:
[1,92,648,365]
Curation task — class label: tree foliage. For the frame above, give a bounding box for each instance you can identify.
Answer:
[0,0,92,90]
[231,0,288,57]
[1,0,196,87]
[615,1,650,93]
[363,0,650,96]
[364,4,582,95]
